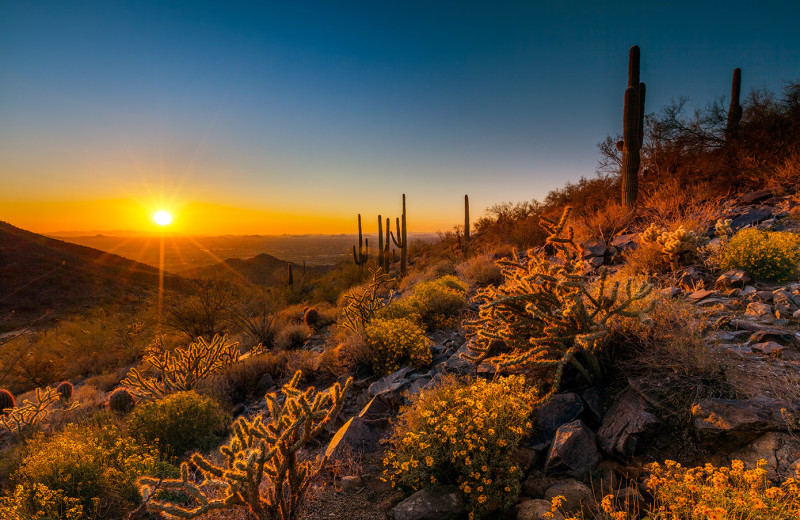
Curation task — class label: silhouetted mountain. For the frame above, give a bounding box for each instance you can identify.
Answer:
[0,221,174,330]
[186,252,330,286]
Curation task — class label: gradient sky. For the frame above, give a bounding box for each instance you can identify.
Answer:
[2,1,799,235]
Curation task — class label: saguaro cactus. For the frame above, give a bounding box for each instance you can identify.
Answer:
[287,264,293,287]
[383,217,391,273]
[390,194,408,276]
[621,45,646,207]
[377,214,385,272]
[726,68,742,139]
[352,214,369,272]
[464,194,470,256]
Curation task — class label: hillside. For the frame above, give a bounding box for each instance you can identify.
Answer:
[184,252,331,286]
[0,221,170,330]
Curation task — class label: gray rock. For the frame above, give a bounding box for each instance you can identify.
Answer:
[517,499,565,520]
[340,475,363,490]
[611,233,639,252]
[522,474,553,498]
[756,291,775,301]
[692,398,787,447]
[545,420,601,477]
[688,289,716,301]
[739,189,774,204]
[745,302,773,318]
[407,377,431,397]
[531,393,584,449]
[545,479,594,516]
[358,394,395,421]
[393,486,467,520]
[715,269,752,290]
[679,268,703,291]
[369,367,413,397]
[660,287,681,298]
[747,329,797,346]
[582,386,606,422]
[325,416,382,460]
[438,342,478,377]
[597,388,660,459]
[741,285,757,297]
[750,341,785,356]
[794,309,800,320]
[255,372,275,396]
[731,208,772,230]
[729,432,800,482]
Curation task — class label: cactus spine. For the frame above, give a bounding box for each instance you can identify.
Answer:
[390,194,408,276]
[0,389,15,415]
[352,214,369,272]
[726,67,742,139]
[464,194,470,256]
[621,45,646,207]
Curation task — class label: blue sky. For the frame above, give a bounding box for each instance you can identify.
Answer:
[1,1,799,233]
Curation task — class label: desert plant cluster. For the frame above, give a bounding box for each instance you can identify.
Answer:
[1,47,800,520]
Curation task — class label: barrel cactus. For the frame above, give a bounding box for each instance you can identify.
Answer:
[56,381,73,401]
[109,388,135,414]
[0,389,15,415]
[304,307,320,330]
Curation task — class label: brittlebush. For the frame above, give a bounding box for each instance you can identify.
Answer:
[365,317,432,375]
[721,229,800,282]
[385,376,535,518]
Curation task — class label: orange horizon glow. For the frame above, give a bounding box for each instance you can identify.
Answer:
[0,197,457,236]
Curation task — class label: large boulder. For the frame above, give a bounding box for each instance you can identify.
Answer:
[368,366,413,397]
[324,416,382,460]
[597,388,660,459]
[728,432,800,482]
[516,499,565,520]
[392,486,467,520]
[530,393,584,450]
[544,479,594,516]
[544,420,601,477]
[692,398,787,448]
[715,270,752,290]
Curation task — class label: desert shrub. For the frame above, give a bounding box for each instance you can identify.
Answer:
[0,386,78,439]
[137,371,351,520]
[382,275,467,331]
[121,334,240,399]
[364,317,432,375]
[573,202,635,245]
[456,254,504,288]
[8,421,176,519]
[465,208,652,398]
[274,323,310,350]
[385,375,536,518]
[721,229,800,282]
[597,459,800,520]
[333,331,372,372]
[204,353,286,406]
[128,391,226,457]
[339,268,395,332]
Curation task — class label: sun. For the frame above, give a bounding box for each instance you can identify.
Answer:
[153,210,172,226]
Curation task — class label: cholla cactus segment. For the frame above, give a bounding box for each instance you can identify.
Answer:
[640,223,663,244]
[464,207,652,398]
[137,371,352,520]
[0,386,79,437]
[715,219,733,237]
[656,226,705,270]
[121,334,239,399]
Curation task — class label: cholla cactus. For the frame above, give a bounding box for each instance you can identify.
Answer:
[640,223,663,244]
[715,219,733,237]
[657,226,704,270]
[341,268,394,332]
[137,371,352,520]
[464,207,652,399]
[121,335,239,399]
[0,387,78,437]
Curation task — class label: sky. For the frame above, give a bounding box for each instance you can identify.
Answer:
[1,1,799,235]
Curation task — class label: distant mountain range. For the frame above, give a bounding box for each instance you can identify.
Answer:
[184,252,330,286]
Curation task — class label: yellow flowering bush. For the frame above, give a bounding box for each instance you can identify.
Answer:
[721,229,800,282]
[385,375,536,518]
[592,459,800,520]
[378,275,468,330]
[365,317,432,375]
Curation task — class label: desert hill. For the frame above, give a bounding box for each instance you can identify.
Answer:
[185,252,331,286]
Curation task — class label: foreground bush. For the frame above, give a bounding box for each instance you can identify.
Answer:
[137,371,351,520]
[385,375,536,518]
[127,391,226,457]
[379,275,467,330]
[597,459,800,520]
[1,421,176,519]
[721,229,800,282]
[365,317,432,375]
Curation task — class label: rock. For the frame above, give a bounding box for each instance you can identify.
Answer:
[358,394,395,421]
[715,344,752,355]
[745,302,773,318]
[531,393,584,449]
[715,269,751,290]
[731,208,772,230]
[545,420,601,477]
[366,475,393,493]
[748,329,797,346]
[522,474,553,498]
[679,269,703,291]
[392,486,467,520]
[407,377,431,397]
[773,289,800,311]
[739,189,774,204]
[741,285,757,297]
[583,242,608,258]
[544,479,594,516]
[597,388,660,459]
[438,342,478,377]
[750,341,785,356]
[325,416,383,460]
[255,372,275,396]
[692,398,786,447]
[582,386,606,423]
[516,499,565,520]
[660,287,681,298]
[369,367,413,397]
[611,233,638,252]
[340,475,363,490]
[688,289,716,301]
[756,291,775,301]
[729,432,800,482]
[696,298,728,308]
[794,309,800,320]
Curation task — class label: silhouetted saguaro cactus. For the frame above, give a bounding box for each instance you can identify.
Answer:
[621,45,646,207]
[287,263,293,287]
[390,194,408,276]
[383,217,391,273]
[726,67,742,139]
[464,194,470,256]
[352,214,369,272]
[377,214,384,272]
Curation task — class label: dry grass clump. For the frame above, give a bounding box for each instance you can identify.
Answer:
[201,352,288,407]
[274,323,311,350]
[573,202,635,245]
[456,254,503,288]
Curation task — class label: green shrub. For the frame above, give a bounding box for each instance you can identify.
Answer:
[380,275,467,331]
[127,391,226,457]
[721,229,800,282]
[385,375,536,518]
[364,317,432,375]
[456,255,504,288]
[8,421,176,519]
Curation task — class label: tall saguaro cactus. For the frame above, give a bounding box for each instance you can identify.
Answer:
[383,217,391,273]
[377,214,384,272]
[621,45,646,207]
[464,194,470,256]
[390,194,408,276]
[726,68,742,139]
[352,214,369,272]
